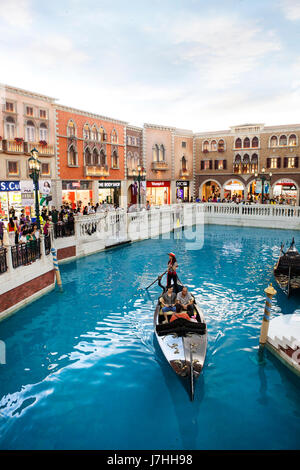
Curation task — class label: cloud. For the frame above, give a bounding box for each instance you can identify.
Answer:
[280,0,300,20]
[0,0,32,28]
[149,14,281,90]
[29,34,89,67]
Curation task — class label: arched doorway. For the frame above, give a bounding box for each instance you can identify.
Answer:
[223,179,245,200]
[272,179,299,205]
[200,180,221,201]
[128,183,137,205]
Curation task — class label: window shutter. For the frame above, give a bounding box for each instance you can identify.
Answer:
[277,157,281,168]
[295,157,299,168]
[200,161,204,170]
[223,159,227,170]
[209,160,213,170]
[266,158,271,168]
[214,160,218,170]
[283,157,288,168]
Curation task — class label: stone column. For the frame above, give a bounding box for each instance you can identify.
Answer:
[92,180,99,205]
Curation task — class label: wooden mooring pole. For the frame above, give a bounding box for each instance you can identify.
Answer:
[258,283,277,361]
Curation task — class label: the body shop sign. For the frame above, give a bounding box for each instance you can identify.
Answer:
[0,181,20,192]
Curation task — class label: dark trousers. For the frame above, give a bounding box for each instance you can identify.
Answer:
[167,272,178,291]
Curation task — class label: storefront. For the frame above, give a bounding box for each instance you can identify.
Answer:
[201,180,221,201]
[224,180,244,199]
[0,180,53,219]
[62,180,93,210]
[98,181,121,205]
[273,179,298,205]
[0,181,22,219]
[146,181,170,205]
[176,181,189,202]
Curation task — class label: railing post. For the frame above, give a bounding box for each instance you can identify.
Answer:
[40,233,46,259]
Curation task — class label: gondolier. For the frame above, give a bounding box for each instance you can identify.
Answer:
[167,252,179,292]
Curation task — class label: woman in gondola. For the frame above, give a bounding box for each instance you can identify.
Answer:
[166,252,179,292]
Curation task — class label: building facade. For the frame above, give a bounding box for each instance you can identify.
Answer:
[126,125,144,205]
[194,123,300,204]
[0,84,57,218]
[55,106,127,209]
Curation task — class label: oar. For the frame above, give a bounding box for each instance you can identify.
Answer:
[145,270,167,290]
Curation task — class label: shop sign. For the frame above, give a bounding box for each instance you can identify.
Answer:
[20,180,34,206]
[0,181,20,192]
[99,181,121,188]
[176,181,189,187]
[282,185,297,191]
[147,181,170,187]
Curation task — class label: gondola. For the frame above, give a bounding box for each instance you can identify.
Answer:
[274,238,300,297]
[153,281,207,401]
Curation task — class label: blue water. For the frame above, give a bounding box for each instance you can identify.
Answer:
[0,225,300,450]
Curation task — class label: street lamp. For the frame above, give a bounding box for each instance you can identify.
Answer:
[134,164,146,206]
[255,167,272,204]
[28,147,41,229]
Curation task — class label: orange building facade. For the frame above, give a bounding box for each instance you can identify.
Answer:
[55,106,127,209]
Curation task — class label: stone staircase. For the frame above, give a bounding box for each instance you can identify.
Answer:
[267,335,300,367]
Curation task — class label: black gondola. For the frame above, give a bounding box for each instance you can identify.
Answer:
[153,278,207,401]
[274,238,300,297]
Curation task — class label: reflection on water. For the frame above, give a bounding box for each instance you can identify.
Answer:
[0,225,300,450]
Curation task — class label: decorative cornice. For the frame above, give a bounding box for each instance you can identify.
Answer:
[0,83,57,103]
[144,123,176,131]
[56,104,128,126]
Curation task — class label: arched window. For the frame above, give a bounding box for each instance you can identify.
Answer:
[251,154,258,173]
[211,140,217,151]
[152,144,159,161]
[68,145,77,166]
[92,148,99,165]
[91,126,98,141]
[39,123,48,141]
[289,134,297,146]
[234,154,241,174]
[112,150,119,168]
[99,126,106,141]
[218,139,225,151]
[242,154,250,173]
[85,147,92,165]
[252,137,259,148]
[235,138,242,149]
[5,116,15,139]
[203,140,209,151]
[127,151,133,169]
[67,120,76,137]
[244,137,250,148]
[159,144,165,161]
[279,135,287,146]
[181,156,187,171]
[133,152,139,169]
[100,149,106,167]
[26,120,35,142]
[111,129,118,144]
[270,135,278,147]
[83,124,91,140]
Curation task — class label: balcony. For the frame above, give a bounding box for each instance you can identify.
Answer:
[151,161,169,171]
[84,165,109,177]
[2,139,24,153]
[179,169,190,178]
[27,142,55,156]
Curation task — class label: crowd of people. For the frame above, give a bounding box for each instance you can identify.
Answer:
[196,193,297,205]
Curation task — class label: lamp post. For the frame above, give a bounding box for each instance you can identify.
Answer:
[28,147,41,229]
[132,164,146,207]
[255,167,272,204]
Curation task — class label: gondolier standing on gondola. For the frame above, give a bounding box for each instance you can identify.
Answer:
[167,252,179,292]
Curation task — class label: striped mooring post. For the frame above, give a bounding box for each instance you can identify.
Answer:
[50,247,62,289]
[258,283,277,360]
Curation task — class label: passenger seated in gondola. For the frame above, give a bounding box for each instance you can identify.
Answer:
[170,303,191,322]
[176,286,195,318]
[160,286,177,324]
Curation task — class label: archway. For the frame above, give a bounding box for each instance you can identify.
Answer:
[223,179,245,200]
[199,179,221,201]
[272,178,299,205]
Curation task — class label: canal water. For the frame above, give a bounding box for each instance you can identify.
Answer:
[0,225,300,450]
